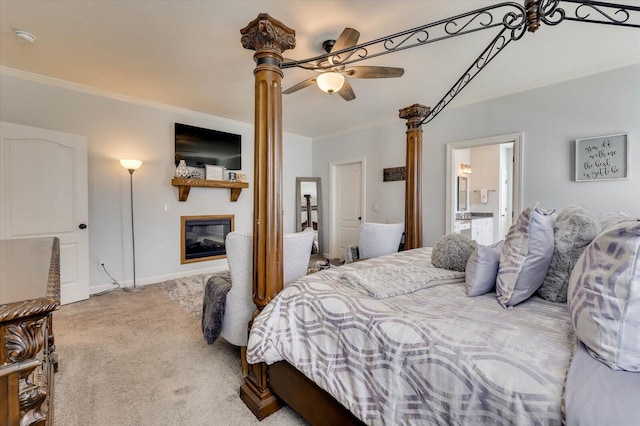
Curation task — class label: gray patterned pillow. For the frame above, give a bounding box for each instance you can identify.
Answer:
[431,233,477,272]
[496,204,554,307]
[538,206,601,303]
[568,218,640,372]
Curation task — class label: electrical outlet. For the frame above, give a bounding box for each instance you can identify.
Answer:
[98,261,105,271]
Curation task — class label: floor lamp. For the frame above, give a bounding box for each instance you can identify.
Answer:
[120,159,143,292]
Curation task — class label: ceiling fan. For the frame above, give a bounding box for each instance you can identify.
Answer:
[283,28,404,101]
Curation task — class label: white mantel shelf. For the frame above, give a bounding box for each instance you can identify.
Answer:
[171,178,249,202]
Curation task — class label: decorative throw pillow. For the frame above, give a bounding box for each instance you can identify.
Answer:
[598,211,630,231]
[538,206,601,303]
[431,233,477,272]
[496,204,554,307]
[465,241,503,296]
[567,218,640,372]
[344,244,359,263]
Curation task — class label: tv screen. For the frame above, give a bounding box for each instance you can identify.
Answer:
[174,123,241,170]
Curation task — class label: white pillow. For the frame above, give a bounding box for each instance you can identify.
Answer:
[568,218,640,372]
[496,204,554,307]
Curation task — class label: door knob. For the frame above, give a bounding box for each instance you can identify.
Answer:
[79,223,87,229]
[358,217,362,220]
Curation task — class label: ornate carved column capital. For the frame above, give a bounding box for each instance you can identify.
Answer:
[240,13,296,55]
[399,103,431,128]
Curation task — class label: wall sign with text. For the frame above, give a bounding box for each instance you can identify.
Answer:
[383,167,406,182]
[575,133,628,182]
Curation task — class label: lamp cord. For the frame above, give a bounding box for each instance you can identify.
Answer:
[94,263,121,296]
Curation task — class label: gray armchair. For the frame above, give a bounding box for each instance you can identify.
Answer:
[357,222,405,259]
[220,227,315,347]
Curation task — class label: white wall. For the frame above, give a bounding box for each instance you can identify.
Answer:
[0,73,312,292]
[469,145,500,214]
[313,64,640,247]
[313,122,407,252]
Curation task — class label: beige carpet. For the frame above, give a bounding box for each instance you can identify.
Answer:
[53,275,306,426]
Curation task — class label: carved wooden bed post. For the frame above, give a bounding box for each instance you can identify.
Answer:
[239,14,295,419]
[399,103,430,250]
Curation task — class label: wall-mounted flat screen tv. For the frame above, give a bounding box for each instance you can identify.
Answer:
[175,123,241,170]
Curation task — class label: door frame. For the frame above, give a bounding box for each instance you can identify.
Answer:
[329,157,366,259]
[445,132,523,236]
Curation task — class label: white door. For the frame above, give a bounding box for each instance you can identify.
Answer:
[0,122,89,304]
[330,159,364,259]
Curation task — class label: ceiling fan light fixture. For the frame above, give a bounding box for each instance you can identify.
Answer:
[316,72,345,94]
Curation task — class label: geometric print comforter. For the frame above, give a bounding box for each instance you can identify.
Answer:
[247,247,574,425]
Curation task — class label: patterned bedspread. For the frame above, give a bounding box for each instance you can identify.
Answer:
[247,248,574,425]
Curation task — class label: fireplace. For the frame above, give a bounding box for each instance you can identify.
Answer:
[180,215,234,264]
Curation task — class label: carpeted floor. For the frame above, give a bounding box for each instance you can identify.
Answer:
[53,273,306,426]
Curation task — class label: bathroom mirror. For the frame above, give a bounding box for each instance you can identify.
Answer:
[457,176,467,211]
[296,177,322,255]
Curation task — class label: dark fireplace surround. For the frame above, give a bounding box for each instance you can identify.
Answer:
[180,215,234,264]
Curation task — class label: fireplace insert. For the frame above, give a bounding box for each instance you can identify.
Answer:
[180,215,234,264]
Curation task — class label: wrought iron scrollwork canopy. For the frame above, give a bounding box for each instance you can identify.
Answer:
[281,0,640,126]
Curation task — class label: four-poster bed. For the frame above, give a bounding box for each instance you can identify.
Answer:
[238,0,640,424]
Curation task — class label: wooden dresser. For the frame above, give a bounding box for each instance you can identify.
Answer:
[0,238,60,426]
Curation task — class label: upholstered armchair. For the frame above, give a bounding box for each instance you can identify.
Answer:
[220,227,315,348]
[357,222,405,259]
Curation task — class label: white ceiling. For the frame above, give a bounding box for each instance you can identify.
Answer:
[1,1,639,140]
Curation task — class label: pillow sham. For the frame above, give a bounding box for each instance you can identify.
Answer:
[465,241,503,296]
[431,233,477,272]
[538,205,601,303]
[496,204,554,307]
[568,218,640,372]
[598,211,630,231]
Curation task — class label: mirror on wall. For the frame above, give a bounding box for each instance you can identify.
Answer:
[296,177,322,255]
[457,176,468,211]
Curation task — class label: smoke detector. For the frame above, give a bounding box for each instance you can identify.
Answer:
[13,29,36,43]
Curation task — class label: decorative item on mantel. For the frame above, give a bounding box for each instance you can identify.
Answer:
[175,159,189,178]
[187,166,205,180]
[205,165,224,181]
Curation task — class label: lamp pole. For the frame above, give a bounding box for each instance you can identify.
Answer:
[120,159,142,292]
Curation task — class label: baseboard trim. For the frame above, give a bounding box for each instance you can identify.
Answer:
[89,265,228,295]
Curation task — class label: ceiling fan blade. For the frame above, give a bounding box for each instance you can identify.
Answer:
[345,66,405,79]
[330,27,360,63]
[331,28,360,52]
[337,79,356,101]
[283,77,317,94]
